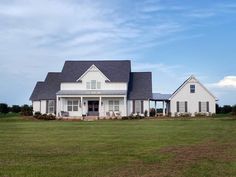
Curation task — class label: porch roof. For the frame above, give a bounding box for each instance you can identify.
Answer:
[56,90,127,96]
[150,93,172,101]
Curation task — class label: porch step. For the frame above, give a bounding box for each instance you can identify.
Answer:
[84,116,99,121]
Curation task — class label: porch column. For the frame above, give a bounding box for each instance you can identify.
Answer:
[163,101,166,116]
[81,96,83,115]
[155,101,157,116]
[124,96,127,116]
[166,102,169,115]
[99,96,102,117]
[56,96,59,117]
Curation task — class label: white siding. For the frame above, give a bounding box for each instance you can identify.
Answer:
[60,69,127,91]
[127,100,133,116]
[40,100,47,114]
[170,78,216,116]
[127,100,149,116]
[143,100,150,116]
[32,101,40,113]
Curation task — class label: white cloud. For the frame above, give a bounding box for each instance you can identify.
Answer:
[215,76,236,88]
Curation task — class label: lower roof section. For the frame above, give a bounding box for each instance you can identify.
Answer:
[151,93,172,101]
[57,90,127,96]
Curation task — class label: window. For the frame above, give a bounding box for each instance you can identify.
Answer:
[135,100,141,113]
[97,82,101,89]
[177,101,188,113]
[86,80,101,90]
[67,100,79,111]
[91,80,96,89]
[109,100,113,111]
[190,85,195,93]
[114,101,119,111]
[67,101,72,111]
[108,100,119,111]
[48,100,55,113]
[179,101,185,112]
[73,100,78,111]
[199,101,209,112]
[86,82,90,89]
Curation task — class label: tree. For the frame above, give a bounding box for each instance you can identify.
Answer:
[216,104,221,114]
[232,105,236,115]
[11,105,21,113]
[222,105,232,114]
[0,103,9,114]
[21,104,33,116]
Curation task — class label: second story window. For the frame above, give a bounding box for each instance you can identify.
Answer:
[86,80,101,90]
[86,82,90,89]
[190,85,195,93]
[91,80,96,89]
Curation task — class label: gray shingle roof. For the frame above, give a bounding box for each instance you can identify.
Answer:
[30,73,61,101]
[128,72,152,100]
[61,60,131,82]
[29,82,45,101]
[30,60,153,101]
[151,93,171,101]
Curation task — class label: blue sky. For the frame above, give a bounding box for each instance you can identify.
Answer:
[0,0,236,106]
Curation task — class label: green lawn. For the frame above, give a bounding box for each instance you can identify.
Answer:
[0,116,235,177]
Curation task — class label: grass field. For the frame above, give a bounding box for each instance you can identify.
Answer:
[0,116,235,177]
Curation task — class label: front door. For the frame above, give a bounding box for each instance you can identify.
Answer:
[88,101,99,116]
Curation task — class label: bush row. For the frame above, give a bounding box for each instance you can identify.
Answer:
[34,112,56,120]
[121,115,144,120]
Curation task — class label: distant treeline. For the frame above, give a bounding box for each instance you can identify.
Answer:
[216,104,236,115]
[0,103,32,116]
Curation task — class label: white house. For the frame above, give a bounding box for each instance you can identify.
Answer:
[168,75,217,117]
[30,60,152,119]
[30,60,217,118]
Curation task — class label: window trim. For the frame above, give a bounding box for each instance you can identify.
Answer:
[48,100,55,114]
[190,84,195,93]
[177,101,187,113]
[91,80,96,89]
[86,82,90,89]
[67,100,79,112]
[199,101,209,113]
[108,100,120,112]
[86,80,101,90]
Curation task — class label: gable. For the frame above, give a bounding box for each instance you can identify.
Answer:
[77,64,110,82]
[61,60,131,82]
[170,75,217,101]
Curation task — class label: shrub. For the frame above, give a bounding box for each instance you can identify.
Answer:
[37,114,56,120]
[194,112,206,117]
[21,105,33,116]
[11,105,21,113]
[149,108,156,117]
[121,115,144,120]
[33,112,41,118]
[144,110,148,117]
[0,103,9,114]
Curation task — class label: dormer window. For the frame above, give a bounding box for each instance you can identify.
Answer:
[190,85,195,93]
[86,80,101,90]
[91,80,96,89]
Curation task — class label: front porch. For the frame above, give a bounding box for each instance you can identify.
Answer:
[150,93,171,116]
[56,94,127,119]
